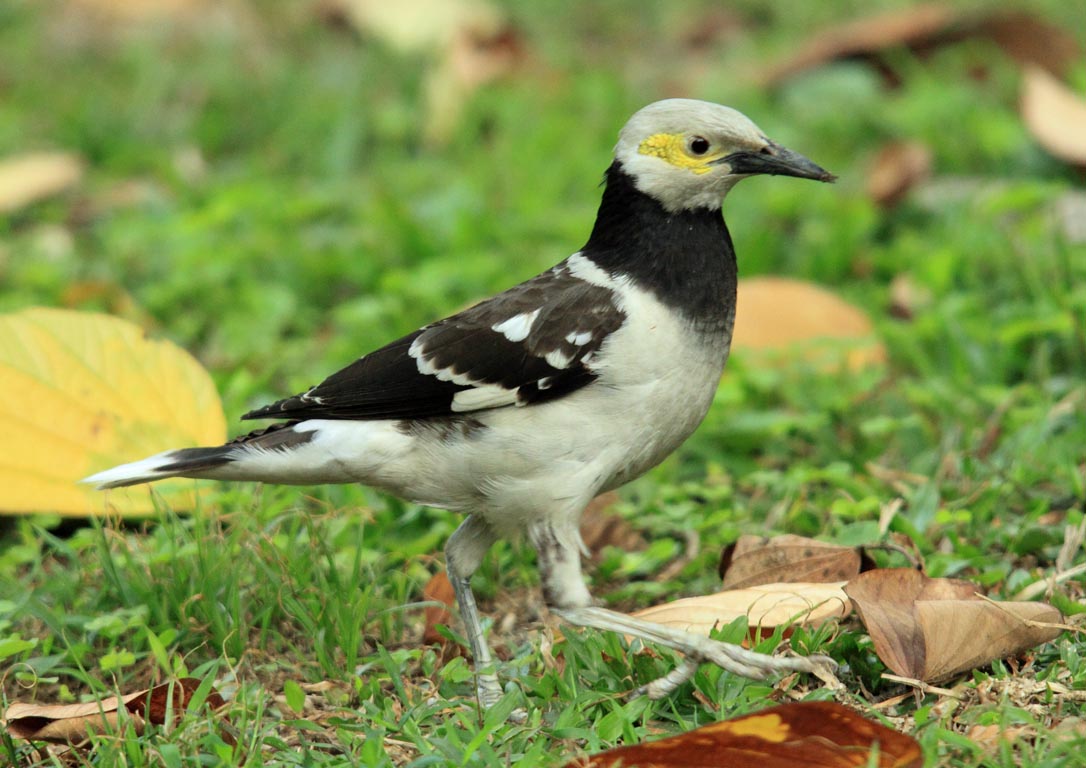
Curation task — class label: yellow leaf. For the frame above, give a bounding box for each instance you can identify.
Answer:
[0,308,226,516]
[0,152,83,214]
[731,277,886,372]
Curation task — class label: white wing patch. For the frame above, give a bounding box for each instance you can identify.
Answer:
[491,309,541,343]
[545,349,572,369]
[450,385,519,412]
[410,336,484,387]
[565,330,593,346]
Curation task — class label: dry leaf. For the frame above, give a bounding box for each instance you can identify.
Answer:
[719,535,863,589]
[322,0,523,144]
[566,700,922,767]
[580,491,646,559]
[0,308,226,516]
[964,722,1034,752]
[422,570,457,649]
[845,569,1063,682]
[0,152,83,214]
[4,678,224,745]
[867,141,932,208]
[761,6,1077,86]
[732,277,886,371]
[1021,65,1086,166]
[632,582,851,640]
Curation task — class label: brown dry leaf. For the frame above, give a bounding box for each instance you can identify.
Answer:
[867,141,933,208]
[422,570,457,649]
[761,6,1077,86]
[566,700,922,767]
[0,152,83,214]
[321,0,523,144]
[845,569,1063,682]
[732,277,886,371]
[0,308,226,516]
[720,535,863,589]
[964,723,1034,753]
[580,491,646,559]
[632,582,850,640]
[1021,65,1086,167]
[4,678,224,745]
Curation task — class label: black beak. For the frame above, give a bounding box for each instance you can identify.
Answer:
[717,143,836,182]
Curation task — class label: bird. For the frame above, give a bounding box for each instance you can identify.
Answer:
[84,98,837,709]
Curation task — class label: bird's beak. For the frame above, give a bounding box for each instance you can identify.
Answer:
[717,143,836,182]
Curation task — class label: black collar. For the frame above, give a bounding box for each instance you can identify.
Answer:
[581,161,738,333]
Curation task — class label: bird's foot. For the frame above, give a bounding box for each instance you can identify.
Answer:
[553,605,838,699]
[632,638,838,699]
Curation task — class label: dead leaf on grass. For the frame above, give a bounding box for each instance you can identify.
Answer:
[422,570,458,654]
[319,0,524,144]
[732,277,886,372]
[632,581,851,642]
[0,152,83,214]
[0,308,226,516]
[761,6,1078,86]
[964,723,1034,753]
[4,678,224,745]
[719,534,865,589]
[1021,65,1086,167]
[580,491,646,559]
[845,569,1063,682]
[565,700,922,767]
[867,141,932,208]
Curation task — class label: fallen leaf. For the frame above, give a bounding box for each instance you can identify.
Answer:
[0,152,83,214]
[866,141,932,208]
[719,535,864,589]
[761,6,1078,86]
[580,491,646,559]
[845,569,1063,682]
[321,0,523,144]
[964,723,1034,753]
[4,678,224,745]
[980,13,1081,78]
[566,700,922,767]
[422,570,457,649]
[0,308,226,516]
[632,582,850,641]
[731,277,886,371]
[1021,65,1086,167]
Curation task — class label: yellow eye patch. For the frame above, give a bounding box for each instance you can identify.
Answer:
[638,133,716,174]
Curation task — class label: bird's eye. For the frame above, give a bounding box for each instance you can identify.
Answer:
[688,136,711,155]
[759,146,773,155]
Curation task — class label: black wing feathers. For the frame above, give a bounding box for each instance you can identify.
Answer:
[243,262,625,423]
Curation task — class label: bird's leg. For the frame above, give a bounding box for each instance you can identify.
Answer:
[532,522,836,699]
[444,514,502,709]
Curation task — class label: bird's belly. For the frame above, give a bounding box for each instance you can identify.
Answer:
[357,297,730,532]
[445,326,728,531]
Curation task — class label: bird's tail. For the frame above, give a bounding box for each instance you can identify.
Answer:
[82,445,240,489]
[81,421,319,489]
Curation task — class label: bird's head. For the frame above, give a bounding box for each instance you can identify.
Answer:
[614,99,835,213]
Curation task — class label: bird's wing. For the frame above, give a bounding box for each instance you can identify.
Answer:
[243,260,626,422]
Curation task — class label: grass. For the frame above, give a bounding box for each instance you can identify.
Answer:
[2,0,1086,765]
